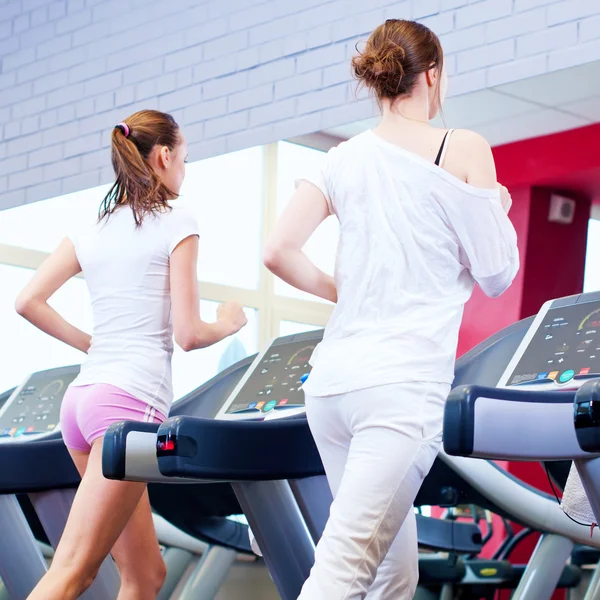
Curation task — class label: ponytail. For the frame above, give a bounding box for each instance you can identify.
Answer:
[99,110,180,227]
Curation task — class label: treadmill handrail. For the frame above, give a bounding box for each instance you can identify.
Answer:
[0,439,79,493]
[574,380,600,452]
[444,384,579,457]
[156,416,324,481]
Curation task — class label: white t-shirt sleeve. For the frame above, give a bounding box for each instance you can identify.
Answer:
[166,207,200,255]
[446,189,520,298]
[295,146,337,215]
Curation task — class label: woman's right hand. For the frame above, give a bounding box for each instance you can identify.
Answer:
[499,184,512,214]
[217,302,248,335]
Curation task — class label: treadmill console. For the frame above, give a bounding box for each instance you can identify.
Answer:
[0,365,80,442]
[498,295,600,390]
[216,330,323,420]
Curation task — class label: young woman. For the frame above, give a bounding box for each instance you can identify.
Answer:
[264,19,519,600]
[16,109,247,600]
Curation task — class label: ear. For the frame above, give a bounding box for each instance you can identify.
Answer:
[425,66,437,88]
[158,145,170,169]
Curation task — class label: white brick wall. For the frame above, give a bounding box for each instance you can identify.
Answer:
[1,0,600,210]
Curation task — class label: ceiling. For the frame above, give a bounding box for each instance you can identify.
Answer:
[324,61,600,146]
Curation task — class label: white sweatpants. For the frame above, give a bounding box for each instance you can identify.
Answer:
[298,381,450,600]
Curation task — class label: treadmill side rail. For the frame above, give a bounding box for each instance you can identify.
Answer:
[444,385,594,460]
[156,416,324,481]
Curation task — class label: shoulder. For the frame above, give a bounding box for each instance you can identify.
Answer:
[160,204,198,226]
[444,129,496,189]
[449,129,493,156]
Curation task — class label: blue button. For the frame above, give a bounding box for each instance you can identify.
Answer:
[248,402,257,409]
[559,369,575,383]
[300,373,310,384]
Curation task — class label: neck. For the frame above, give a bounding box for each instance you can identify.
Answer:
[380,92,430,126]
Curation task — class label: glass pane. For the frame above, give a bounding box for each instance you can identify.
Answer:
[178,147,264,289]
[171,301,259,400]
[279,320,322,337]
[0,265,93,394]
[0,264,258,402]
[0,146,264,291]
[585,219,600,292]
[275,141,339,303]
[0,185,110,253]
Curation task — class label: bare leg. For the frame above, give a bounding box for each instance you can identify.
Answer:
[27,440,146,600]
[65,447,166,599]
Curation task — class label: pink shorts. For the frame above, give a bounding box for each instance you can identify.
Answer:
[60,384,166,452]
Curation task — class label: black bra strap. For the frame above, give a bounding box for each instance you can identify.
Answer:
[434,131,450,166]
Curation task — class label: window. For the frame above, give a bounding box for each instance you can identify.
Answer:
[275,142,339,304]
[279,320,322,337]
[584,219,600,292]
[177,147,264,290]
[0,265,93,393]
[0,184,110,253]
[172,302,259,400]
[0,139,335,394]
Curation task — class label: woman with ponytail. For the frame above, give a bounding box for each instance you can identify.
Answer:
[265,19,519,599]
[16,109,247,600]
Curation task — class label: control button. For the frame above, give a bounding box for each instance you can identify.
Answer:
[26,426,34,433]
[300,373,310,384]
[559,369,575,383]
[256,402,265,410]
[248,402,257,409]
[14,428,26,437]
[263,400,277,412]
[279,399,288,406]
[9,428,17,437]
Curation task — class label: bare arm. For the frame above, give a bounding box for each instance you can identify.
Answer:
[263,181,337,303]
[170,235,246,352]
[15,238,91,353]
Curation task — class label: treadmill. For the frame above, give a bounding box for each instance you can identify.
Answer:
[0,367,254,600]
[104,325,593,599]
[0,366,120,600]
[104,333,486,599]
[443,291,600,599]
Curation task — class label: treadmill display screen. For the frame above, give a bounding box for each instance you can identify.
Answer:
[224,340,316,416]
[0,367,79,439]
[506,302,600,386]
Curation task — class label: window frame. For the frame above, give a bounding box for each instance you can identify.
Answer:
[0,138,340,365]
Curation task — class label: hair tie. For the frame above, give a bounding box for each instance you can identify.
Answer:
[115,122,130,138]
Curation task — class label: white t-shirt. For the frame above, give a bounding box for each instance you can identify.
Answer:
[301,130,520,397]
[69,204,199,416]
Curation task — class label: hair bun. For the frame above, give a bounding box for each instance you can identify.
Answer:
[352,39,407,98]
[351,19,443,101]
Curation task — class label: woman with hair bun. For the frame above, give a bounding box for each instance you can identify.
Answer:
[17,109,247,599]
[265,19,519,599]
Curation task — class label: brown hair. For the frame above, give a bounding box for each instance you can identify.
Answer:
[99,109,181,226]
[352,19,443,104]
